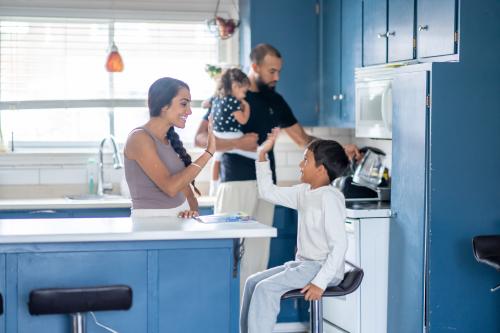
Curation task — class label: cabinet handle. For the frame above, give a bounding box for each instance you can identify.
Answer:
[338,94,344,100]
[332,95,338,100]
[386,31,396,37]
[377,32,388,39]
[418,25,429,32]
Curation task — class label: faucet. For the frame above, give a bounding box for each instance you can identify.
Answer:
[97,135,124,196]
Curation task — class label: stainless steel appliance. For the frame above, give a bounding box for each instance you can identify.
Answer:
[355,66,395,139]
[333,147,390,201]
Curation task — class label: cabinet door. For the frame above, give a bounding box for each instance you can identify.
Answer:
[388,0,415,62]
[157,247,232,333]
[247,0,319,126]
[15,251,148,333]
[417,0,457,58]
[363,0,387,66]
[339,0,362,127]
[320,0,341,126]
[0,255,4,333]
[388,70,428,333]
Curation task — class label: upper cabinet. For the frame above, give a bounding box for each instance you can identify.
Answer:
[387,0,415,62]
[363,0,388,66]
[363,0,458,66]
[239,0,320,126]
[320,0,362,127]
[363,0,415,66]
[417,0,457,58]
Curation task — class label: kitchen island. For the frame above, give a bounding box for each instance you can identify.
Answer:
[0,216,276,333]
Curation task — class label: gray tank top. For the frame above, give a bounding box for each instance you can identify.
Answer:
[124,127,186,209]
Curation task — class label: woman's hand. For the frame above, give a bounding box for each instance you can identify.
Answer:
[300,283,324,301]
[257,127,280,161]
[178,210,200,219]
[206,115,216,156]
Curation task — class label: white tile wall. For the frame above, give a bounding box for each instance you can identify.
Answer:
[0,127,390,198]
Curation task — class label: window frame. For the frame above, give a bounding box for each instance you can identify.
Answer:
[0,12,237,150]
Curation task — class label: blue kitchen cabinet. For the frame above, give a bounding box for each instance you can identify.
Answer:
[0,255,5,333]
[320,0,341,126]
[199,206,213,216]
[320,0,362,128]
[11,250,148,333]
[0,208,130,219]
[417,0,457,59]
[387,0,415,62]
[157,247,233,333]
[0,210,72,219]
[239,0,319,126]
[363,0,415,65]
[363,0,387,66]
[388,69,429,333]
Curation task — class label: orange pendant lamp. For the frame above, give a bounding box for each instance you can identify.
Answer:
[105,42,124,72]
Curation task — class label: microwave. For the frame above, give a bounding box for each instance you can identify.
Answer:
[355,67,394,139]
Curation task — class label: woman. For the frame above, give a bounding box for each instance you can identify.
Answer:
[124,77,215,218]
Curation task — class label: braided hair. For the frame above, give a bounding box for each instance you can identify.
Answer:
[148,77,201,195]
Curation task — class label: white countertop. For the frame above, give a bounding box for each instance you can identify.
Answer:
[0,196,216,210]
[345,201,391,219]
[0,216,276,244]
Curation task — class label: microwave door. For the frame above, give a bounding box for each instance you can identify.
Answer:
[356,80,392,139]
[381,84,393,139]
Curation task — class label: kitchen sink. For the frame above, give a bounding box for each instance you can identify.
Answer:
[65,194,125,201]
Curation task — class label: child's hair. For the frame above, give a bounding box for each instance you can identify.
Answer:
[216,68,250,98]
[307,139,349,183]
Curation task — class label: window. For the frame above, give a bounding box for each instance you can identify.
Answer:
[0,17,222,148]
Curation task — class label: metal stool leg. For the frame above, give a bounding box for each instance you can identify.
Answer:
[71,313,85,333]
[310,299,323,333]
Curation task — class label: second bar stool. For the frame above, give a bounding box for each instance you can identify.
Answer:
[281,262,364,333]
[29,285,132,333]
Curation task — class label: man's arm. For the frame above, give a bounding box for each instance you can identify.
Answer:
[194,119,259,152]
[282,123,316,148]
[283,123,361,161]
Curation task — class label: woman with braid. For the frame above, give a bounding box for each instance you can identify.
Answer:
[124,77,216,218]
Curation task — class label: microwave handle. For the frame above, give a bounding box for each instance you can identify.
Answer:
[381,85,392,133]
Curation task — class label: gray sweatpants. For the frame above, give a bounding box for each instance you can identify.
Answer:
[240,260,323,333]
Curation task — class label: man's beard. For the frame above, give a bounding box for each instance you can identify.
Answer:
[256,77,276,94]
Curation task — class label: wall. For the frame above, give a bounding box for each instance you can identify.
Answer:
[0,127,357,199]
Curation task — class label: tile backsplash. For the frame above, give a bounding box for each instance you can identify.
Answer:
[0,127,392,199]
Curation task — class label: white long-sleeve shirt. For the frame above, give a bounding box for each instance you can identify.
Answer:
[256,160,347,290]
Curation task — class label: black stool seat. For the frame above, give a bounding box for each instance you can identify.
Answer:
[473,235,500,270]
[282,267,364,300]
[29,285,132,315]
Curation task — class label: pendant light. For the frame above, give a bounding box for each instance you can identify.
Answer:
[105,41,124,72]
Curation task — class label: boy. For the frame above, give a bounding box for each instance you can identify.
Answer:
[240,129,349,333]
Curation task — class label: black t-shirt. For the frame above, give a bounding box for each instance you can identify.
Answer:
[204,90,298,183]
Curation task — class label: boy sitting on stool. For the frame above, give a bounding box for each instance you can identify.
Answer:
[240,129,349,333]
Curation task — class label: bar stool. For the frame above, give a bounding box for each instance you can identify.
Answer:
[281,262,364,333]
[472,235,500,292]
[29,285,132,333]
[0,292,3,315]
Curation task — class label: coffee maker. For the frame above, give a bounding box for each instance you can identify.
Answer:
[333,147,390,201]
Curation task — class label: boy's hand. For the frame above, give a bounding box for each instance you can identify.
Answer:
[257,128,280,161]
[300,283,324,301]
